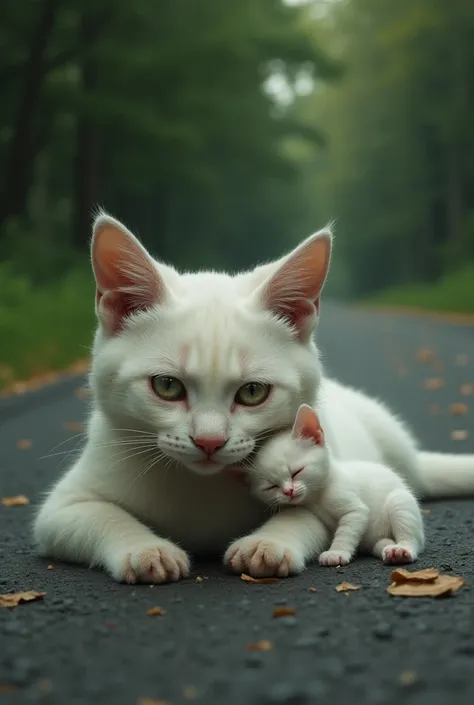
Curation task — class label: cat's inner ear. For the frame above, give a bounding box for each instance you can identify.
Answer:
[258,227,332,339]
[292,404,324,445]
[91,213,165,334]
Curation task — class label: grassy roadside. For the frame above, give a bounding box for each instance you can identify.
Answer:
[365,265,474,316]
[0,265,95,392]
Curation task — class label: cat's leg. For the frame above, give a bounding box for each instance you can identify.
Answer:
[34,481,190,584]
[319,501,370,567]
[224,506,330,578]
[371,538,395,560]
[381,489,425,564]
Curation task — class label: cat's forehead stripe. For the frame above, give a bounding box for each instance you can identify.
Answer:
[185,337,243,382]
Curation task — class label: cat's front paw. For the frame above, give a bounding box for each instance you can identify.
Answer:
[382,544,416,565]
[319,549,352,567]
[224,535,305,578]
[108,540,191,584]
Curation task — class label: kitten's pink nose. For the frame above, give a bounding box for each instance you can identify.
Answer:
[283,486,294,498]
[192,435,227,456]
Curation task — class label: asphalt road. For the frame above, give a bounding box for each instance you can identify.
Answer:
[1,303,473,705]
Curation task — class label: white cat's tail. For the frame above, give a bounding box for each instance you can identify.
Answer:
[418,452,474,498]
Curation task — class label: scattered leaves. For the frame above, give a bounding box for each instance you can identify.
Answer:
[387,568,465,597]
[16,439,32,450]
[423,509,431,515]
[63,421,83,432]
[246,640,273,651]
[335,582,360,593]
[147,607,166,616]
[47,564,53,570]
[424,377,444,390]
[455,354,468,366]
[309,587,317,593]
[0,358,90,399]
[240,573,279,584]
[0,591,46,608]
[416,348,436,363]
[1,495,30,507]
[451,430,468,441]
[136,699,170,705]
[399,670,419,686]
[449,403,468,415]
[460,383,474,396]
[272,607,296,618]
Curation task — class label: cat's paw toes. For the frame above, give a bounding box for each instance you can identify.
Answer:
[224,536,305,578]
[382,544,416,565]
[319,550,351,567]
[112,541,191,584]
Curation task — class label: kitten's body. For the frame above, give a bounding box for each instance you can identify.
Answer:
[249,405,425,565]
[34,213,474,582]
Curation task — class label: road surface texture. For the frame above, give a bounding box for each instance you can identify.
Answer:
[1,303,473,705]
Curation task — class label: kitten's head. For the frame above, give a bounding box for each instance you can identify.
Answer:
[250,405,329,506]
[89,213,332,475]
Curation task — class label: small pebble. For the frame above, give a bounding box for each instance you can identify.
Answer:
[372,623,393,640]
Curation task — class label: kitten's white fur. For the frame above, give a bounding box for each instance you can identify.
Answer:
[249,405,425,566]
[34,213,474,582]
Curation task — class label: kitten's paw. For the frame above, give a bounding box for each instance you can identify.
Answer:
[224,536,305,578]
[382,544,416,565]
[109,540,191,584]
[319,550,352,567]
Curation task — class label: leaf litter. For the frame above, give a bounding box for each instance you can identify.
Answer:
[387,568,465,597]
[147,606,166,616]
[240,573,279,584]
[246,640,273,651]
[272,607,296,618]
[335,582,360,593]
[451,430,468,440]
[424,378,444,390]
[449,403,468,415]
[0,591,46,608]
[1,495,30,507]
[16,439,32,450]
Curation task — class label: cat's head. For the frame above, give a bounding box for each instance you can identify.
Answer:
[89,213,332,475]
[250,404,329,505]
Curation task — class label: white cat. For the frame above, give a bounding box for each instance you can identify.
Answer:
[34,213,474,583]
[248,404,425,566]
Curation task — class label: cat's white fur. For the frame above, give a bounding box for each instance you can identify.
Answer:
[34,213,474,582]
[248,404,425,566]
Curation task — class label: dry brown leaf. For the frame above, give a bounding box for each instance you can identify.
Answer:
[136,699,170,705]
[460,383,474,396]
[1,495,30,507]
[309,587,317,593]
[272,607,296,618]
[455,354,468,366]
[423,509,431,515]
[16,439,32,450]
[183,685,197,700]
[399,671,418,686]
[449,403,468,415]
[195,576,203,583]
[240,573,279,584]
[387,567,465,597]
[391,568,439,584]
[424,377,444,390]
[451,430,468,441]
[47,564,53,570]
[0,591,46,608]
[246,640,273,651]
[147,607,166,616]
[416,348,436,363]
[63,422,83,432]
[74,386,91,399]
[335,582,360,592]
[428,405,440,415]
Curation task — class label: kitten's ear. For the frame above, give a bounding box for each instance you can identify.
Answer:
[256,227,332,340]
[91,213,166,334]
[292,404,324,445]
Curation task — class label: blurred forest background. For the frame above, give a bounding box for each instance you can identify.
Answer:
[1,0,474,389]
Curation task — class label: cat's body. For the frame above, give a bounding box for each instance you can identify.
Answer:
[249,405,425,566]
[34,213,474,582]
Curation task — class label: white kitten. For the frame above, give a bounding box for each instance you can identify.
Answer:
[250,404,425,566]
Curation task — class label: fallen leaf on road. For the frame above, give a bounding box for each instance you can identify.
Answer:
[449,403,468,415]
[387,567,465,597]
[309,587,317,593]
[63,422,83,432]
[147,607,166,616]
[424,378,444,390]
[1,495,30,507]
[0,591,46,608]
[195,576,203,583]
[451,430,468,441]
[272,607,296,618]
[136,699,170,705]
[47,565,53,570]
[16,439,32,450]
[246,640,273,651]
[460,383,474,396]
[423,509,431,515]
[455,354,468,366]
[240,573,279,584]
[399,670,418,686]
[335,582,360,593]
[416,348,436,363]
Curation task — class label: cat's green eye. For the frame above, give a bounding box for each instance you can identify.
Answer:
[151,375,186,401]
[234,382,270,407]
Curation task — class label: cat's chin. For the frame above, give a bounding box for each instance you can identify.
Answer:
[180,459,226,476]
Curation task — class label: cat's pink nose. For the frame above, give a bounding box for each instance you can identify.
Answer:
[192,435,227,456]
[283,487,294,498]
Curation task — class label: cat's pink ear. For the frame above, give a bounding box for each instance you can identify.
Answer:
[91,213,165,334]
[258,227,332,340]
[292,405,324,445]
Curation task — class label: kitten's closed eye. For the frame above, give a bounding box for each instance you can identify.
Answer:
[265,484,279,491]
[291,467,304,479]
